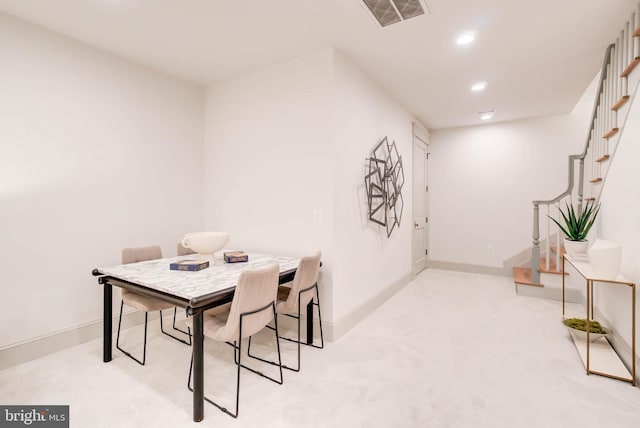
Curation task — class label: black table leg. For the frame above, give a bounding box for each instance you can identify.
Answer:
[103,283,112,362]
[306,300,313,345]
[193,311,204,422]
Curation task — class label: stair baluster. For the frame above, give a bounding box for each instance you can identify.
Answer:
[545,204,550,272]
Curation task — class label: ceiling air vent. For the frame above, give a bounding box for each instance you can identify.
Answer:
[361,0,430,27]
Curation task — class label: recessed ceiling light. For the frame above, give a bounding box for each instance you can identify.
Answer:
[456,32,475,45]
[471,82,487,92]
[478,110,495,120]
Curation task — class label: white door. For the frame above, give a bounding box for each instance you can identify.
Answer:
[412,124,429,275]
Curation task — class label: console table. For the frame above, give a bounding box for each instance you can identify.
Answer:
[562,254,636,385]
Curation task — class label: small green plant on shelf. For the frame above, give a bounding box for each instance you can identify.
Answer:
[549,200,600,241]
[563,317,607,334]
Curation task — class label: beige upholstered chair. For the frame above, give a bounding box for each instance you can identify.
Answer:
[249,251,323,372]
[187,263,283,419]
[177,242,196,256]
[116,245,191,365]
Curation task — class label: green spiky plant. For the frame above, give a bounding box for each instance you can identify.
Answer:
[549,200,600,241]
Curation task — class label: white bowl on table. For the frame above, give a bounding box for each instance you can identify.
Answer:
[181,232,230,265]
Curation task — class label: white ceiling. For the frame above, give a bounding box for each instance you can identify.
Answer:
[0,0,638,129]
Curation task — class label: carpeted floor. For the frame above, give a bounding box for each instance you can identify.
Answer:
[1,269,639,427]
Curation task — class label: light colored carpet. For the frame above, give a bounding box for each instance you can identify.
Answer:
[1,269,639,427]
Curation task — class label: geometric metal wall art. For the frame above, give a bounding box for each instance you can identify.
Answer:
[364,136,404,237]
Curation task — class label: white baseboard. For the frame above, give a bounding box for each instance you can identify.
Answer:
[427,260,510,277]
[0,310,172,371]
[325,273,412,342]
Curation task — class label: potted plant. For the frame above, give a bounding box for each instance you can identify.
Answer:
[548,200,599,256]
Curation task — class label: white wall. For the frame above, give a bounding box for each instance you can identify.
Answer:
[593,69,640,358]
[203,48,414,334]
[429,114,585,268]
[202,49,336,319]
[331,50,414,323]
[0,14,204,348]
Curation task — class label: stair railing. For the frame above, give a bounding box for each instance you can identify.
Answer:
[531,4,640,284]
[531,28,637,284]
[532,43,613,283]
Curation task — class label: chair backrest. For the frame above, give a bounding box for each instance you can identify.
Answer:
[177,242,196,256]
[122,245,163,264]
[121,246,163,297]
[281,251,321,314]
[217,263,280,341]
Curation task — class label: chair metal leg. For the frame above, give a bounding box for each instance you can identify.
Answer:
[172,307,192,345]
[298,298,302,368]
[249,283,324,372]
[235,303,284,385]
[287,283,324,349]
[246,305,287,374]
[187,343,241,418]
[310,285,324,349]
[117,303,191,366]
[232,337,242,418]
[160,310,192,345]
[116,300,147,366]
[186,302,283,419]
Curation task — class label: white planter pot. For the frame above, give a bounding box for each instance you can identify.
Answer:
[564,239,588,256]
[588,239,622,280]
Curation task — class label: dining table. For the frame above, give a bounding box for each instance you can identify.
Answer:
[92,253,313,422]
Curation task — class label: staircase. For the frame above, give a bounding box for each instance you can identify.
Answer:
[514,4,640,298]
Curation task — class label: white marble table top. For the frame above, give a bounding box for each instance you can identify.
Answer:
[97,253,300,301]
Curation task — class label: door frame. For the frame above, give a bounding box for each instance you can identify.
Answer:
[412,121,430,277]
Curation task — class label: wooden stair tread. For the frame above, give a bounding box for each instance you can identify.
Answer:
[538,257,567,275]
[634,27,640,37]
[611,95,630,111]
[603,128,619,139]
[550,245,566,256]
[589,177,602,183]
[596,154,610,163]
[584,197,596,202]
[621,57,640,78]
[513,267,543,287]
